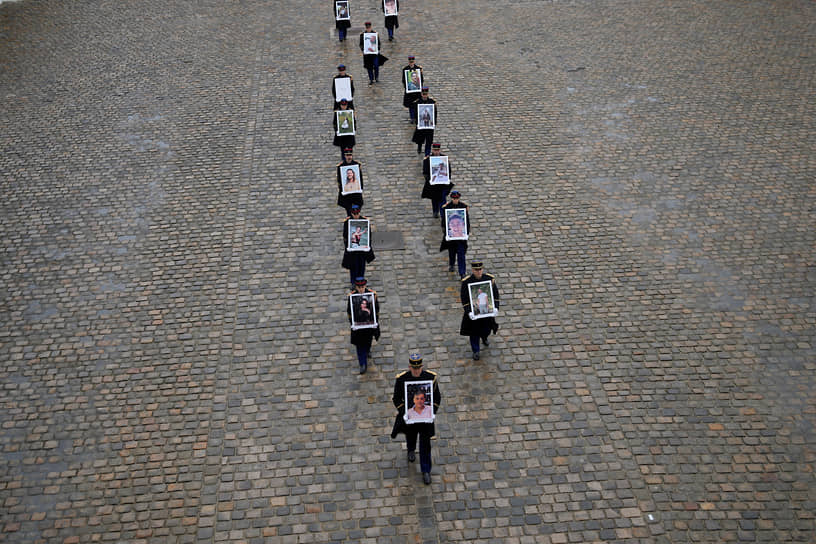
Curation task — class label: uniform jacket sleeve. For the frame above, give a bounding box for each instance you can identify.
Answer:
[393,372,406,409]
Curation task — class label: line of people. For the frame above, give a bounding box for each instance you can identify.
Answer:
[330,1,502,487]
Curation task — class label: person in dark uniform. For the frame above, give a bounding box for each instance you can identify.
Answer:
[335,1,351,42]
[439,190,470,278]
[342,204,375,285]
[347,277,381,374]
[421,142,454,218]
[333,100,356,160]
[332,64,355,109]
[391,353,441,485]
[382,0,399,41]
[460,260,500,360]
[402,55,424,123]
[337,149,364,214]
[359,22,388,84]
[411,86,436,156]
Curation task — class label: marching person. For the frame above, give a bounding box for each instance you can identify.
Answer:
[333,99,356,160]
[439,190,470,278]
[336,149,364,215]
[382,0,399,41]
[332,64,354,109]
[391,353,441,485]
[342,204,375,286]
[401,55,424,123]
[347,277,380,374]
[359,22,388,84]
[411,86,436,156]
[421,142,454,218]
[460,260,500,360]
[335,1,351,42]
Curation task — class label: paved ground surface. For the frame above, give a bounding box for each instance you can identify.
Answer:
[1,0,815,543]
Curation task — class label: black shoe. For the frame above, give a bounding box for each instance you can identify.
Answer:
[417,145,422,154]
[369,80,374,85]
[375,78,379,83]
[359,364,367,374]
[433,212,439,219]
[482,337,489,347]
[407,451,416,463]
[473,351,480,360]
[388,36,393,41]
[422,472,431,485]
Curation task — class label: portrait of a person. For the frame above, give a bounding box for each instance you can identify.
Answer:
[447,214,466,239]
[431,161,448,184]
[354,296,375,325]
[338,111,353,133]
[365,34,378,54]
[336,2,348,19]
[384,0,397,15]
[406,390,433,421]
[406,70,420,91]
[350,226,363,246]
[419,107,431,128]
[477,287,489,314]
[344,167,361,192]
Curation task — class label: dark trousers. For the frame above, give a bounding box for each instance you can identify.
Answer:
[470,335,481,354]
[355,344,369,368]
[365,55,380,82]
[448,243,467,276]
[431,188,450,216]
[416,131,433,156]
[405,427,432,473]
[338,28,347,41]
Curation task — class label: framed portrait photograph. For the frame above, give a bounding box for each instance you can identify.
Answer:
[335,1,350,20]
[347,219,370,251]
[404,68,422,93]
[403,380,434,424]
[339,164,362,195]
[363,32,378,55]
[335,110,355,136]
[417,103,435,130]
[467,280,498,319]
[429,156,450,185]
[349,292,377,330]
[383,0,398,16]
[444,208,468,241]
[334,77,352,102]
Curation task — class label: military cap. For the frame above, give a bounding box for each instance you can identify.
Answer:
[409,353,423,367]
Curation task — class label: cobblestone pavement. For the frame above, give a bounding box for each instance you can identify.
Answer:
[1,0,814,543]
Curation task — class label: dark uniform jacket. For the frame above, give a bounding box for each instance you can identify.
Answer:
[411,96,437,143]
[459,273,500,337]
[439,200,470,252]
[342,214,376,269]
[347,287,381,347]
[391,369,441,438]
[336,159,364,210]
[421,154,454,200]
